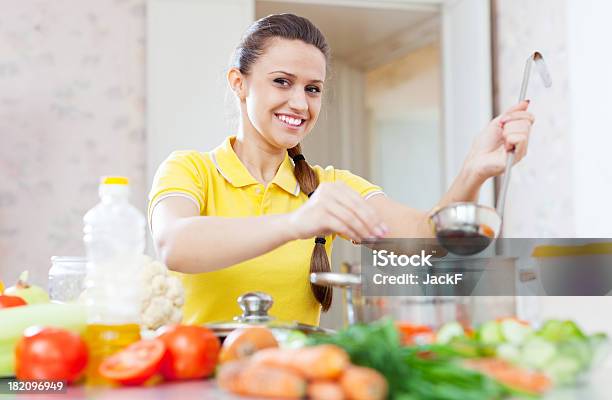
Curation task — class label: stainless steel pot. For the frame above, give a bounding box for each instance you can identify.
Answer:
[204,291,333,340]
[312,258,530,329]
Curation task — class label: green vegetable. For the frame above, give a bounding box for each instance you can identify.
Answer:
[437,322,465,344]
[399,347,507,400]
[544,355,582,385]
[0,303,86,377]
[478,321,504,345]
[278,330,308,349]
[537,320,585,342]
[500,319,532,345]
[474,319,608,387]
[528,320,606,385]
[497,343,521,363]
[307,319,410,397]
[519,336,556,370]
[308,319,509,400]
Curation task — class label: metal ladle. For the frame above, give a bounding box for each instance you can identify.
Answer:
[430,52,552,256]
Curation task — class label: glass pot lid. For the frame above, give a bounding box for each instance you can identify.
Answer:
[204,291,333,337]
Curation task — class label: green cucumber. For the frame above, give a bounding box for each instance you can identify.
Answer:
[497,343,521,363]
[478,321,504,345]
[544,355,582,385]
[436,322,465,344]
[500,319,533,345]
[519,336,557,370]
[538,320,585,342]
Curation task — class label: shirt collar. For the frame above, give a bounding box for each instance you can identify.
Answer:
[210,136,301,196]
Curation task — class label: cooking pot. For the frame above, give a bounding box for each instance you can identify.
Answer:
[204,291,333,341]
[312,258,531,329]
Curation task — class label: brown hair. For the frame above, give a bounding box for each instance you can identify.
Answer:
[232,14,333,311]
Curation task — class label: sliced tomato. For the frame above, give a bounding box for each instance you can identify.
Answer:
[99,339,167,385]
[463,325,476,338]
[0,294,27,308]
[396,322,435,345]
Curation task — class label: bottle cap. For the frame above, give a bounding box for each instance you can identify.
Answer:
[102,176,129,185]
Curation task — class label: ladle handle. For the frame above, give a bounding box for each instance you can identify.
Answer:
[496,54,532,219]
[496,150,514,218]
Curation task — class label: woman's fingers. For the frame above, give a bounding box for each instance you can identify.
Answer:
[502,116,532,152]
[335,183,386,236]
[506,133,528,161]
[500,111,535,125]
[492,101,530,125]
[330,198,382,240]
[325,214,362,243]
[325,198,374,240]
[504,100,530,114]
[308,182,387,240]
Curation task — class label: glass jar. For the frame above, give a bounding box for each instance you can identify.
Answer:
[48,256,87,303]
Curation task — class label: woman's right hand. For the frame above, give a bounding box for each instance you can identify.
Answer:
[286,182,389,243]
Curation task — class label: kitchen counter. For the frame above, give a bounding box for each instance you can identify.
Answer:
[4,367,612,400]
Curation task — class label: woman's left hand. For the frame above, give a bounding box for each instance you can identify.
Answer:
[464,100,535,183]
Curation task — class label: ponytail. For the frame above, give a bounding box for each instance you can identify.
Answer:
[288,144,333,312]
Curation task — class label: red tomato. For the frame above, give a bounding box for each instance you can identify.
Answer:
[158,325,221,380]
[0,295,27,308]
[15,327,88,383]
[99,339,167,386]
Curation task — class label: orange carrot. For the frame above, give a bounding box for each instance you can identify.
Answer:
[219,327,278,363]
[250,347,301,373]
[340,365,388,400]
[463,358,552,395]
[250,344,349,380]
[216,360,249,394]
[293,344,350,379]
[308,380,346,400]
[237,363,306,399]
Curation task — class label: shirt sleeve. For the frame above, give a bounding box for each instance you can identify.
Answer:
[333,168,385,199]
[148,151,207,224]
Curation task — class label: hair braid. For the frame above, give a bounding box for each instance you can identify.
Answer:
[288,145,333,312]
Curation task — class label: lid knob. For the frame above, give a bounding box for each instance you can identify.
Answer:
[237,292,273,321]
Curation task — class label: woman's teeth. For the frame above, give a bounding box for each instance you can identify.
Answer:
[276,114,303,127]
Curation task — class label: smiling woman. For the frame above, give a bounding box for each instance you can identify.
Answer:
[148,13,535,327]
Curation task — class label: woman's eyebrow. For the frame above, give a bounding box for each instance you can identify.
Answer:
[268,70,323,84]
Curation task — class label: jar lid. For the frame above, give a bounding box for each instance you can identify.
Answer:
[204,291,333,337]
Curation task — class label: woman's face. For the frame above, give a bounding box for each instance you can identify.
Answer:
[239,38,326,150]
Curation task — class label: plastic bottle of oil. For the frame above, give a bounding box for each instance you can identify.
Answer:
[82,176,145,385]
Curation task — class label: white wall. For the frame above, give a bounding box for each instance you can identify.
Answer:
[0,0,147,288]
[494,0,612,334]
[147,0,254,186]
[567,0,612,237]
[546,0,612,335]
[493,0,574,237]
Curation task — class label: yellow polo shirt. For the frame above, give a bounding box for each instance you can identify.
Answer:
[148,136,383,326]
